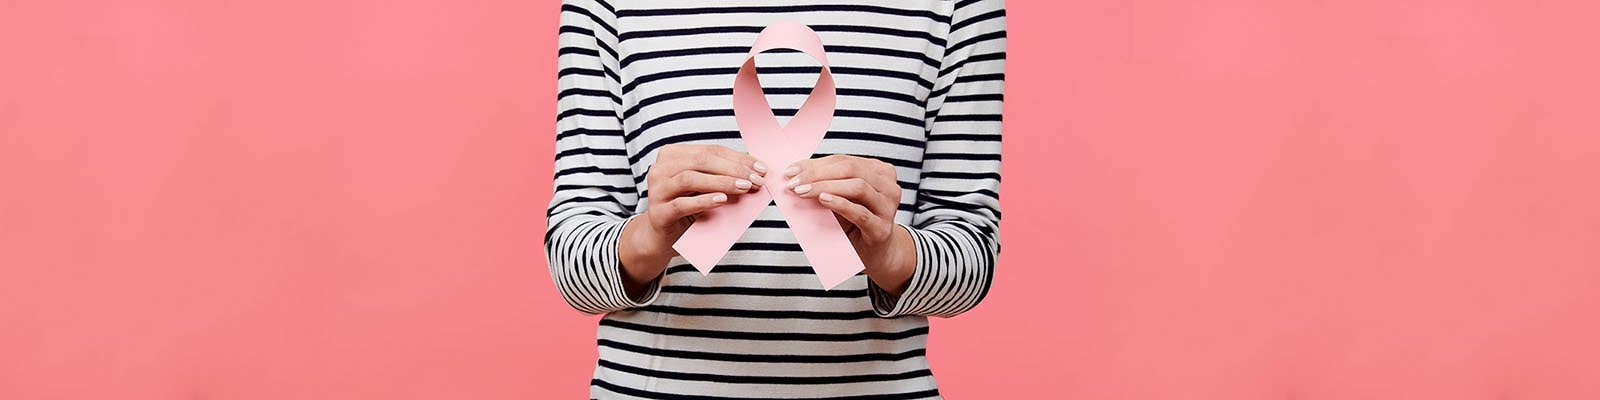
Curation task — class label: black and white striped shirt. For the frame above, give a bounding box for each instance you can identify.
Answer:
[546,1,1005,398]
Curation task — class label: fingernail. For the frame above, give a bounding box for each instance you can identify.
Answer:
[786,177,801,188]
[753,161,768,173]
[735,179,752,190]
[793,184,812,194]
[784,166,800,177]
[712,193,728,203]
[819,193,836,202]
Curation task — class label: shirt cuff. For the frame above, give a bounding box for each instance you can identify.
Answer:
[868,221,995,318]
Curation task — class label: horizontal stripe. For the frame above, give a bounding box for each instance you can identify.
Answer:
[661,285,868,298]
[616,4,949,23]
[623,66,933,95]
[619,24,945,47]
[599,319,928,342]
[598,339,924,363]
[637,305,880,320]
[598,359,932,385]
[592,379,941,400]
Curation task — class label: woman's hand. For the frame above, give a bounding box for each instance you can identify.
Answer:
[620,144,766,297]
[784,155,917,295]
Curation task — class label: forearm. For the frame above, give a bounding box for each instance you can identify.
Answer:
[617,216,672,299]
[862,225,918,297]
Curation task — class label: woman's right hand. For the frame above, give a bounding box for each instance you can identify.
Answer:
[619,144,767,296]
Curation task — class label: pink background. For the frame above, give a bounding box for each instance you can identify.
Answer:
[3,0,1599,398]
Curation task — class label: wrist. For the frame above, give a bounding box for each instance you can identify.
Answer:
[618,216,673,288]
[865,224,917,296]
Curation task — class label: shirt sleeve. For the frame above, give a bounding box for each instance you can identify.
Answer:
[870,0,1007,318]
[545,0,660,315]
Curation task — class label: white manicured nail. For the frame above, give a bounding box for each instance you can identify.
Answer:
[786,177,800,188]
[793,184,812,194]
[735,179,752,190]
[712,193,728,203]
[753,162,768,173]
[819,193,836,202]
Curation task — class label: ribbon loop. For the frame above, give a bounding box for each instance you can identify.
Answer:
[670,22,866,290]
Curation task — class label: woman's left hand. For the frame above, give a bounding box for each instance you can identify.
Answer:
[783,155,916,295]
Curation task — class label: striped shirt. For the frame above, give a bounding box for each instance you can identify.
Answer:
[546,1,1005,398]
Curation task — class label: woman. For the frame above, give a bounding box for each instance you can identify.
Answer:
[547,1,1005,398]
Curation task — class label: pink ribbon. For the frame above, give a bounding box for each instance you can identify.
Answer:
[670,22,866,290]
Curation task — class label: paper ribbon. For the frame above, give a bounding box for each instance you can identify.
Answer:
[669,22,866,290]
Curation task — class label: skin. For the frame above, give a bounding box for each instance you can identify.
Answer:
[619,144,917,300]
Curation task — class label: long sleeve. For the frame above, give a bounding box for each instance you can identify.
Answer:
[871,0,1007,318]
[545,0,658,315]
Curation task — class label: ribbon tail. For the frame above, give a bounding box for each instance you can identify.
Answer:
[672,191,770,275]
[772,192,866,290]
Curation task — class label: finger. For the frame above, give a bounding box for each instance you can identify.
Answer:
[658,170,756,200]
[785,155,897,197]
[703,145,769,176]
[654,144,758,176]
[791,178,895,217]
[663,149,764,187]
[782,156,848,182]
[817,192,892,240]
[688,145,765,179]
[655,192,729,222]
[799,178,898,217]
[782,157,819,179]
[782,157,851,192]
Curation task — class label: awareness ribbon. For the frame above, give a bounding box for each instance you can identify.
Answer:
[669,22,866,290]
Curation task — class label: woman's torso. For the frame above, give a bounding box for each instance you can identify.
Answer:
[592,1,957,398]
